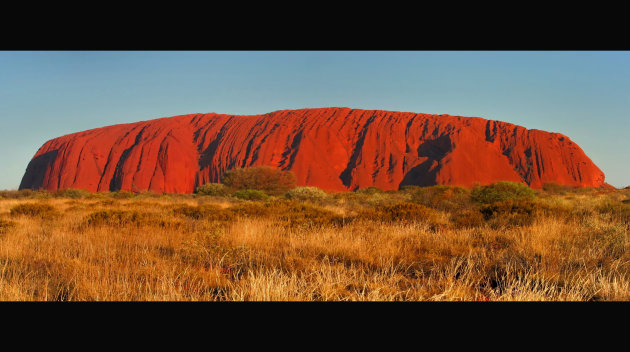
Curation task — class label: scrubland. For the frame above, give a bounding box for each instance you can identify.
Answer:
[0,183,629,301]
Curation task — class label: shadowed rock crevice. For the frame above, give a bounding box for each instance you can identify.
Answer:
[339,114,378,187]
[19,150,58,190]
[197,125,230,182]
[399,135,452,188]
[280,130,303,170]
[109,126,148,191]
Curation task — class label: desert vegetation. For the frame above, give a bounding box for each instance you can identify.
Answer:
[1,175,629,301]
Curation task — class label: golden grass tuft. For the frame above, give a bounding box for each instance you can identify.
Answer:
[10,202,60,220]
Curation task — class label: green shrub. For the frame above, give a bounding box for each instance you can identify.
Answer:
[471,181,536,204]
[399,185,422,194]
[10,203,60,219]
[336,187,410,208]
[85,192,109,200]
[54,188,91,199]
[332,191,369,205]
[233,189,269,201]
[285,186,329,202]
[365,192,411,207]
[412,185,472,211]
[356,187,384,195]
[221,166,296,195]
[195,183,230,197]
[110,190,136,199]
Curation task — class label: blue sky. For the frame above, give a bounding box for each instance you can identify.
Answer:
[0,51,628,189]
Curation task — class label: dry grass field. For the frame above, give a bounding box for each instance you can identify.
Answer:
[0,184,629,301]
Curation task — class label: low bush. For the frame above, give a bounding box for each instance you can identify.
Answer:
[222,166,296,195]
[285,186,329,202]
[451,209,485,228]
[228,202,273,217]
[10,203,60,219]
[173,204,232,221]
[533,198,576,219]
[175,199,348,228]
[109,190,136,199]
[332,191,369,205]
[399,185,422,194]
[355,187,384,195]
[542,182,574,195]
[412,185,472,211]
[54,188,91,199]
[365,192,411,207]
[480,199,539,228]
[274,202,348,229]
[85,210,180,228]
[195,183,230,197]
[233,189,269,201]
[356,202,442,226]
[0,189,37,199]
[32,190,54,199]
[85,192,109,200]
[471,181,536,204]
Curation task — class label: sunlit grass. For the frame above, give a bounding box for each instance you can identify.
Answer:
[0,187,628,301]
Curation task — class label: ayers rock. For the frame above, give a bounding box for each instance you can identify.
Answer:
[19,107,608,193]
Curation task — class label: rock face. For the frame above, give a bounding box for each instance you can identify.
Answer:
[19,107,608,193]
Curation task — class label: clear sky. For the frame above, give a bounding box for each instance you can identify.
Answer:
[0,51,628,189]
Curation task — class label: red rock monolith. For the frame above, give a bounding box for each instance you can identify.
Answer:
[19,107,608,193]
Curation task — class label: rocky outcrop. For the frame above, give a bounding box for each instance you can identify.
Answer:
[19,107,608,192]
